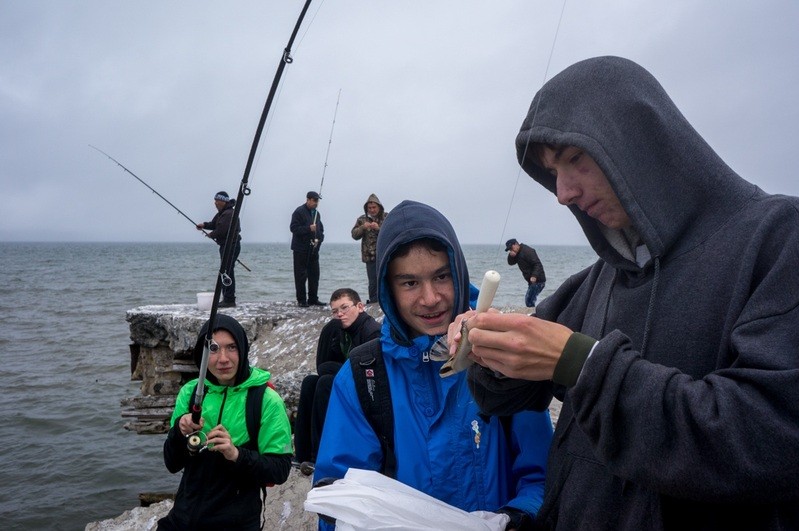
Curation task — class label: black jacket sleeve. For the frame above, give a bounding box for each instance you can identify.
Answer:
[163,423,190,474]
[467,364,554,415]
[316,319,345,370]
[207,208,235,244]
[234,448,292,486]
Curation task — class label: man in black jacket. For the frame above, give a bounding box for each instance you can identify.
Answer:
[505,238,546,308]
[290,191,325,307]
[196,191,241,307]
[293,288,380,473]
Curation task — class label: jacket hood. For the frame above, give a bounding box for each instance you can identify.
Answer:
[375,200,470,344]
[362,193,385,216]
[516,56,756,269]
[193,314,251,386]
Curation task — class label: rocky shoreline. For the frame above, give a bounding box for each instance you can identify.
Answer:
[87,301,558,530]
[86,467,319,531]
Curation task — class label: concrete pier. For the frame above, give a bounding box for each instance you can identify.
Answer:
[121,301,374,434]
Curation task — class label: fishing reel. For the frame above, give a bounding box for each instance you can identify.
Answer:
[187,430,208,455]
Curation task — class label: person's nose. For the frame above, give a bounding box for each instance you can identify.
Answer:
[556,172,579,206]
[419,281,441,306]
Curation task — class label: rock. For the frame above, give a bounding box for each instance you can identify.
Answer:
[84,499,171,531]
[86,469,318,531]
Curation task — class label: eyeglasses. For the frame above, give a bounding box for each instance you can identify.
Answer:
[209,341,238,354]
[330,303,355,316]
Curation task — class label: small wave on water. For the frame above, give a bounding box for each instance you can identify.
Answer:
[0,241,594,530]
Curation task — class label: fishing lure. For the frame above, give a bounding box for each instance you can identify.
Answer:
[438,270,500,377]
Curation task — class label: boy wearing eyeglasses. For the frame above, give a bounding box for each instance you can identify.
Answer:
[293,288,381,473]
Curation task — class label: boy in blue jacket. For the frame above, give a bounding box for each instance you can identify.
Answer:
[313,200,552,530]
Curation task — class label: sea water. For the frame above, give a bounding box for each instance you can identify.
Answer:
[0,241,595,530]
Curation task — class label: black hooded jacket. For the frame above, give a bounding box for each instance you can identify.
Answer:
[202,202,240,247]
[315,311,382,369]
[159,315,292,530]
[469,57,799,530]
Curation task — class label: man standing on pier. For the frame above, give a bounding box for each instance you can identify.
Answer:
[351,193,388,304]
[505,238,546,308]
[290,191,325,307]
[197,191,240,308]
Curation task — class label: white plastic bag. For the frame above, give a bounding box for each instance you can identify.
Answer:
[304,468,510,530]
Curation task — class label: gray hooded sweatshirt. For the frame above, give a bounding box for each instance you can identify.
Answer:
[469,56,799,529]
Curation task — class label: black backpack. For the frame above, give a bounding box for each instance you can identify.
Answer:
[348,338,512,479]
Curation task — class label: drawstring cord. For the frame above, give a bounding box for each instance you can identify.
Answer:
[598,257,660,356]
[640,257,661,357]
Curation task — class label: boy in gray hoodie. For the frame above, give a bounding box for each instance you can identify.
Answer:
[456,56,799,529]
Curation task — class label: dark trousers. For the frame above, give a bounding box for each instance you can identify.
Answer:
[525,281,545,308]
[365,260,377,302]
[293,249,320,304]
[294,361,341,463]
[219,240,241,302]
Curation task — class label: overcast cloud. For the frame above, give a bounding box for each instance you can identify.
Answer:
[2,1,797,246]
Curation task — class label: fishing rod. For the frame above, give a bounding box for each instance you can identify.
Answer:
[89,144,251,272]
[310,89,342,250]
[193,0,315,427]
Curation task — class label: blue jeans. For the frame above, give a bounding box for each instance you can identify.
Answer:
[525,282,545,307]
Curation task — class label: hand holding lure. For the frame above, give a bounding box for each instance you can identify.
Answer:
[439,270,500,377]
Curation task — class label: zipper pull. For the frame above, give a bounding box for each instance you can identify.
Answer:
[471,419,481,449]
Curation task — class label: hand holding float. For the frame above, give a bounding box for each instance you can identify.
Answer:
[439,270,500,377]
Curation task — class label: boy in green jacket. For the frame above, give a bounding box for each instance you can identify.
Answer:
[158,314,292,530]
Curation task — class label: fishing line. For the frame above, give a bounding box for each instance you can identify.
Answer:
[194,0,316,425]
[233,0,329,256]
[441,0,570,376]
[247,0,328,190]
[89,144,252,272]
[495,0,569,265]
[317,89,342,201]
[308,89,342,257]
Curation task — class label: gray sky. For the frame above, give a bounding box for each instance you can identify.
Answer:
[2,1,798,246]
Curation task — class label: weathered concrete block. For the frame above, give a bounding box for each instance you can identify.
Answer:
[122,302,382,434]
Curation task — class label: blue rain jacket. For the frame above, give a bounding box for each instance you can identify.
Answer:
[314,200,552,528]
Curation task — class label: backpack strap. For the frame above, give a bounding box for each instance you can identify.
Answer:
[348,338,397,478]
[245,380,275,527]
[245,383,269,451]
[246,381,276,497]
